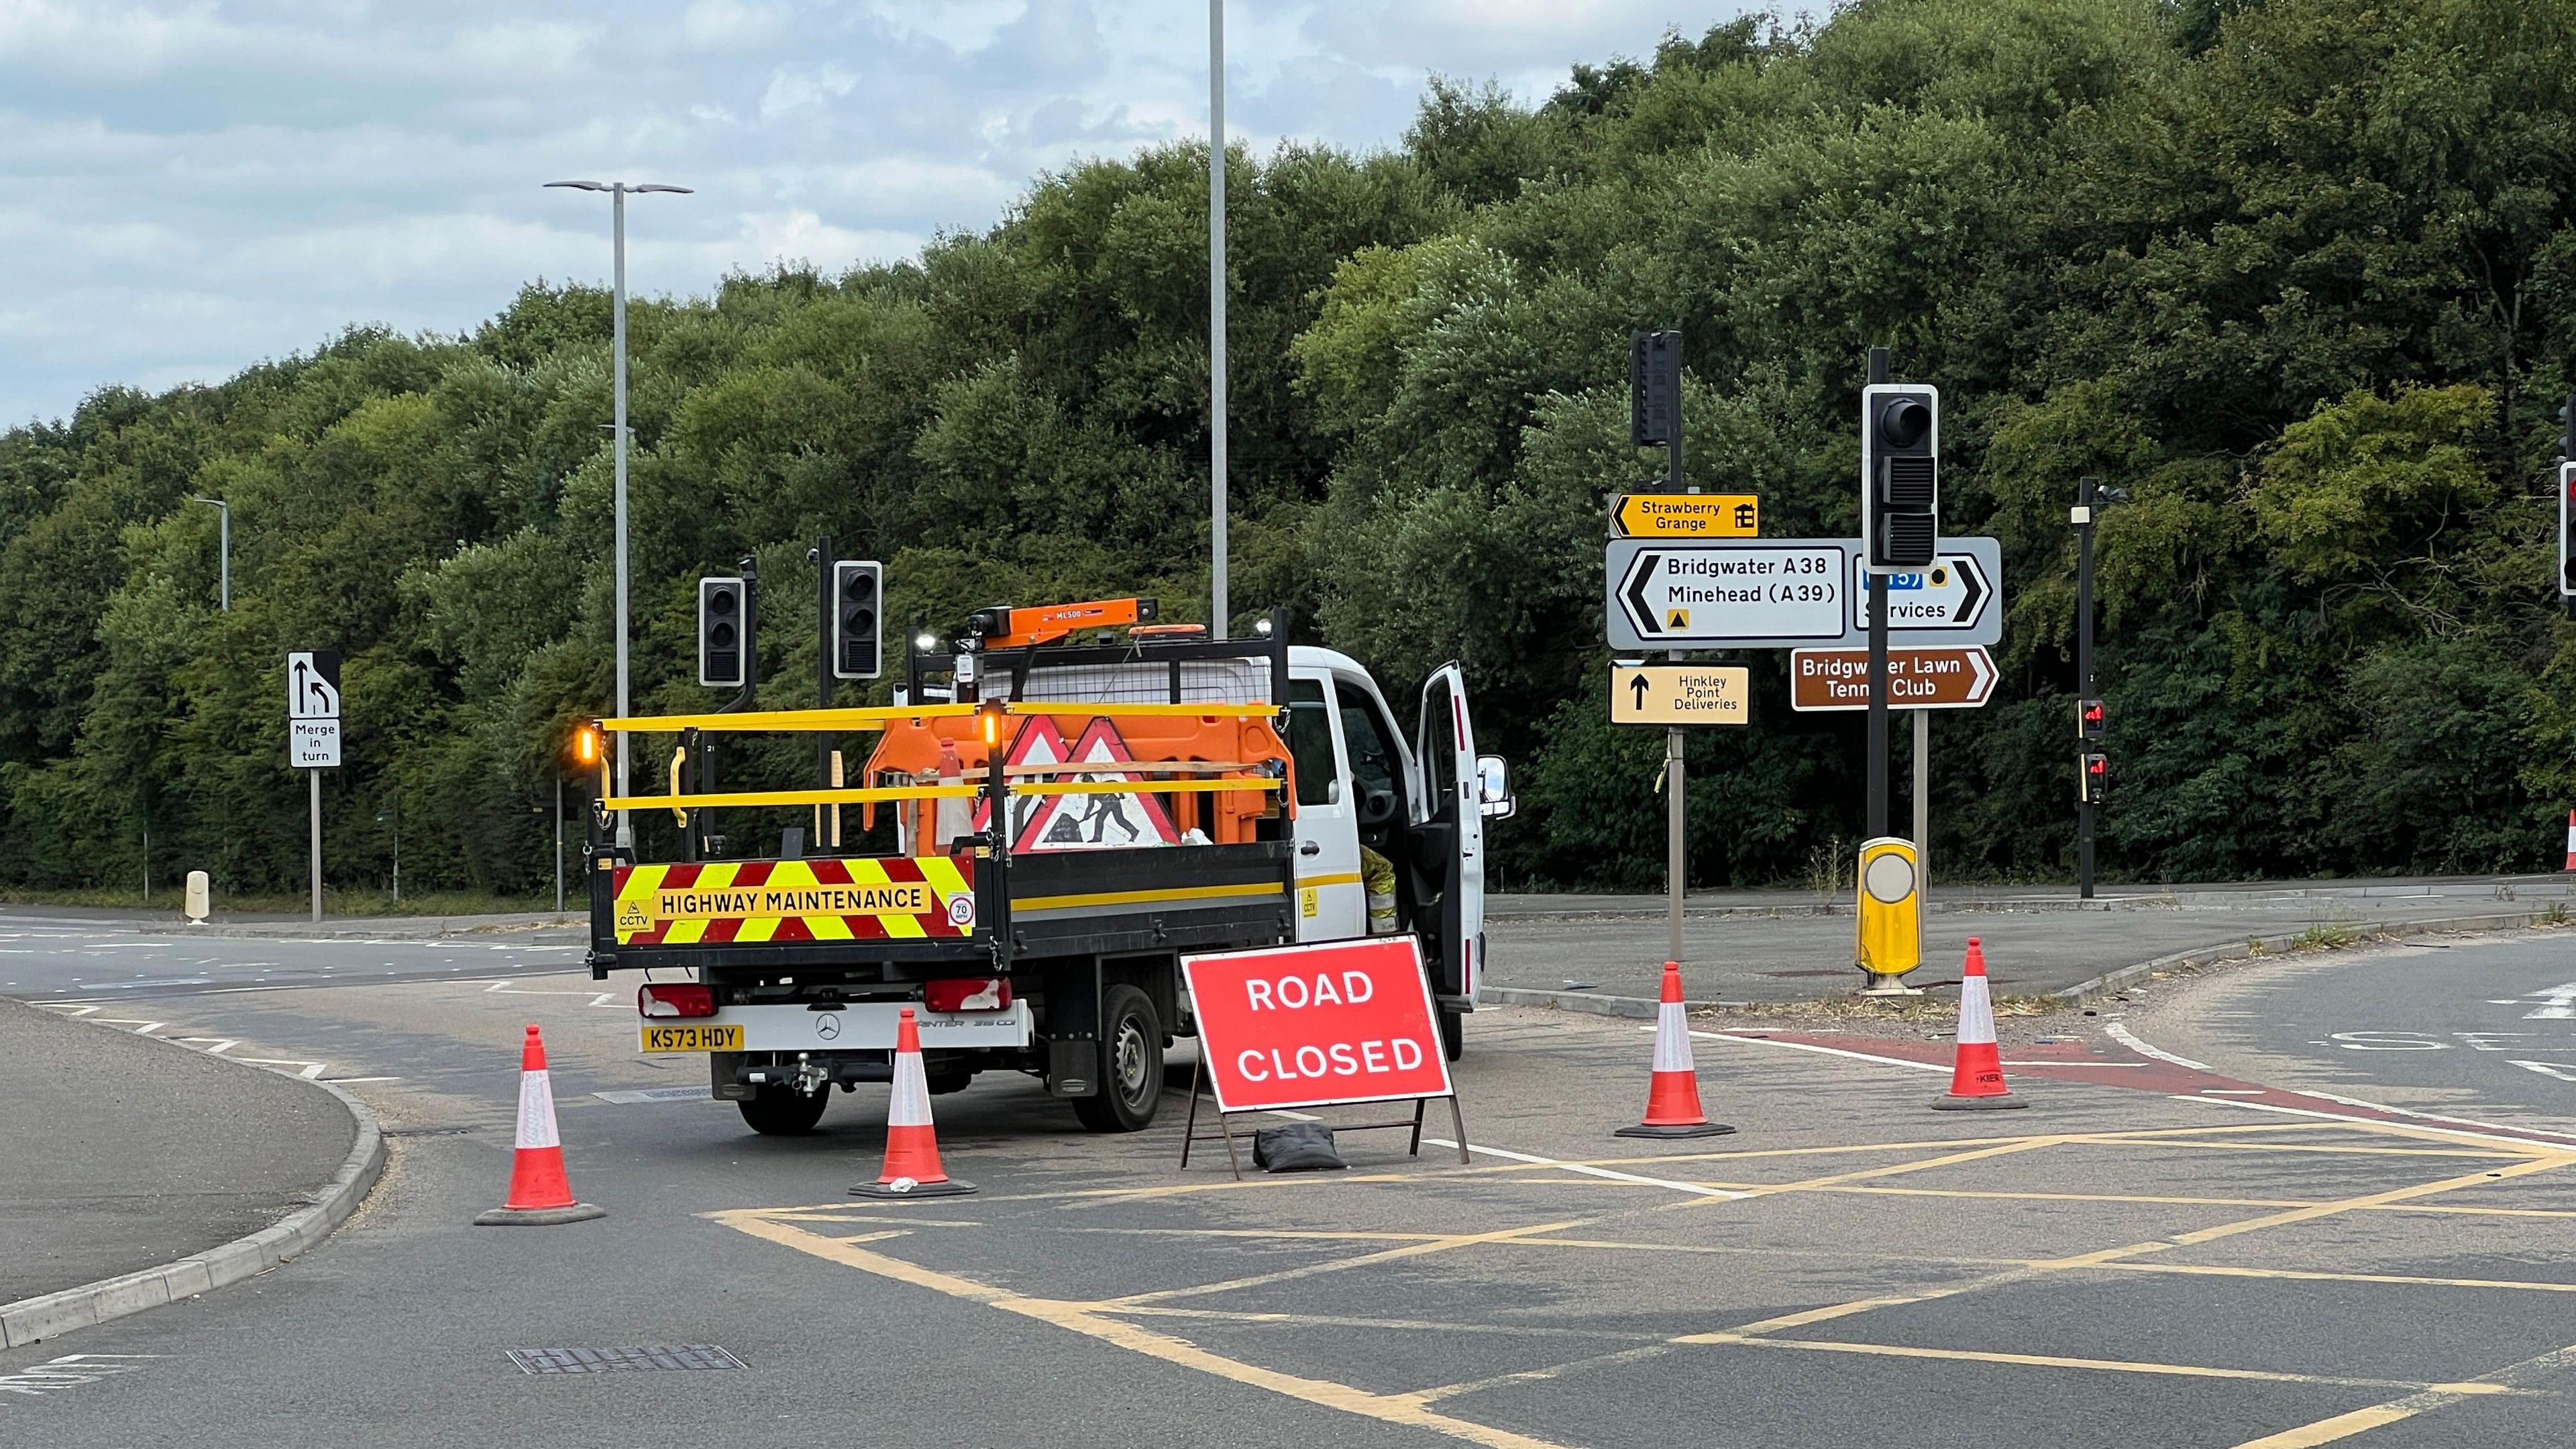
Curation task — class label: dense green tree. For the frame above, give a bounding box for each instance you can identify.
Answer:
[6,0,2576,898]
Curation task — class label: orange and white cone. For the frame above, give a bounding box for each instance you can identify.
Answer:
[2562,810,2575,871]
[853,1006,977,1198]
[1931,938,2025,1111]
[474,1024,606,1224]
[1615,961,1735,1139]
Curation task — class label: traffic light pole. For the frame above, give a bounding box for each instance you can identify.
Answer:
[1865,347,1890,841]
[1666,409,1687,965]
[814,534,835,845]
[2076,474,2097,900]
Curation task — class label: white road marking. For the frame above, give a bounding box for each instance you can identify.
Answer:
[0,1352,157,1397]
[1688,1029,1947,1073]
[2508,1061,2576,1083]
[2104,1022,2212,1070]
[2522,982,2576,1018]
[596,1086,714,1104]
[1418,1137,1754,1200]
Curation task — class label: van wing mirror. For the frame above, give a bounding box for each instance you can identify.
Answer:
[1474,755,1514,820]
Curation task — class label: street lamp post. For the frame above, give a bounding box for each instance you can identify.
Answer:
[191,496,228,609]
[1208,0,1228,641]
[545,178,691,843]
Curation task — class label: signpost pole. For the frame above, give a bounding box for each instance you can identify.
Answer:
[1865,347,1890,840]
[2076,474,2097,900]
[1913,707,1929,914]
[554,776,566,914]
[309,768,323,924]
[814,533,835,847]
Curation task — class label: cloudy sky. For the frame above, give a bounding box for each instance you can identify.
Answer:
[0,0,1783,429]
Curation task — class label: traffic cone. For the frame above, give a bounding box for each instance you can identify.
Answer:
[1931,938,2025,1111]
[1615,961,1735,1139]
[474,1025,606,1225]
[853,1007,977,1198]
[2562,810,2575,871]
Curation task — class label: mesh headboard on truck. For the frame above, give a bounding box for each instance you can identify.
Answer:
[1012,657,1274,707]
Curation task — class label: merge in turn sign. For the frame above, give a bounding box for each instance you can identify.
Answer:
[1609,663,1750,727]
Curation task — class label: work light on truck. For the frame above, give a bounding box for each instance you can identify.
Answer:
[639,983,716,1019]
[924,977,1011,1013]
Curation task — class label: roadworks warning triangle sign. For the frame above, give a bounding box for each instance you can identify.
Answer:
[974,717,1179,853]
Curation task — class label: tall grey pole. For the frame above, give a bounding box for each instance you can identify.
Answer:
[1207,0,1228,641]
[2076,474,2097,899]
[1666,407,1689,964]
[548,178,688,841]
[1865,347,1890,840]
[309,769,323,924]
[612,184,633,841]
[554,776,566,913]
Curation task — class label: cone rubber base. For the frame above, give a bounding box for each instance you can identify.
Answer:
[851,1177,978,1199]
[472,1202,606,1226]
[1929,1095,2027,1111]
[1615,1122,1737,1138]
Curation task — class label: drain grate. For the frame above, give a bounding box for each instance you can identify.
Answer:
[508,1346,747,1375]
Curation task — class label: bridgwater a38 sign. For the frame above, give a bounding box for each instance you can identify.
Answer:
[1182,936,1454,1113]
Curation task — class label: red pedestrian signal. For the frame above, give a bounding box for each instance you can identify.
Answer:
[2078,751,2109,804]
[2077,698,2105,741]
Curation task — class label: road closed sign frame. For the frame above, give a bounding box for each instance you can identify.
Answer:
[1181,935,1456,1115]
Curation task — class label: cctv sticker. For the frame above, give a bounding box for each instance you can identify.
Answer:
[947,895,977,928]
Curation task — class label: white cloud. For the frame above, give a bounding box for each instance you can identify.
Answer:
[0,0,1774,426]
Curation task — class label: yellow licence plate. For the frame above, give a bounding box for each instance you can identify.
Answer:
[640,1024,743,1053]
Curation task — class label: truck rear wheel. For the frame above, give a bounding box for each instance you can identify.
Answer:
[1073,985,1164,1133]
[738,1084,830,1136]
[1440,1008,1465,1062]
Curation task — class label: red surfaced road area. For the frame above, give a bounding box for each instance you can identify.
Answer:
[1717,1028,2576,1150]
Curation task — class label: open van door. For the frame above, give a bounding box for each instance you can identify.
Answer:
[1415,663,1489,1060]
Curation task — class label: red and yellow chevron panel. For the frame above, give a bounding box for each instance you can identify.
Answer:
[612,856,974,947]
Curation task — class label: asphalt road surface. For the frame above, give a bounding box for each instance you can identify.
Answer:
[2136,928,2576,1138]
[14,921,2576,1446]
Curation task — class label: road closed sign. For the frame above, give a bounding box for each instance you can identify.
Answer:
[1182,936,1452,1113]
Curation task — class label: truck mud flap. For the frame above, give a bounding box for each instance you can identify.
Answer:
[1044,957,1102,1097]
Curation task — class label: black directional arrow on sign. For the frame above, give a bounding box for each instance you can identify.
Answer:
[1951,554,1986,629]
[1629,675,1650,709]
[1622,550,1662,637]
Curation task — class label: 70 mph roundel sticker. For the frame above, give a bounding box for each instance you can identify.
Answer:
[947,895,976,928]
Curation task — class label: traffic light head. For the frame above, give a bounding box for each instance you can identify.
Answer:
[2077,697,2105,741]
[2079,751,2109,804]
[698,576,748,688]
[571,722,601,767]
[833,559,883,680]
[1629,329,1681,449]
[1862,382,1939,572]
[2561,461,2576,598]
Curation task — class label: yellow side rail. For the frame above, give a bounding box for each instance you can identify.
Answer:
[598,700,1278,734]
[601,777,1279,814]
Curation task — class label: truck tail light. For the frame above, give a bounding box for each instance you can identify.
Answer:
[924,977,1010,1013]
[639,983,716,1019]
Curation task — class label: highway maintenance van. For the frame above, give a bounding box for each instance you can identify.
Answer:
[582,600,1513,1135]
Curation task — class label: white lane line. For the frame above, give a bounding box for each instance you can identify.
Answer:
[1418,1137,1753,1201]
[327,1075,401,1084]
[2508,1060,2576,1083]
[1687,1028,1948,1074]
[2175,1094,2576,1152]
[2104,1022,2212,1071]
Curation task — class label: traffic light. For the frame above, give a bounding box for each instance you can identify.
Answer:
[566,721,604,772]
[832,559,883,680]
[1862,382,1939,571]
[1629,329,1680,450]
[2077,698,2105,741]
[698,576,749,688]
[2078,751,2109,804]
[2561,394,2576,599]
